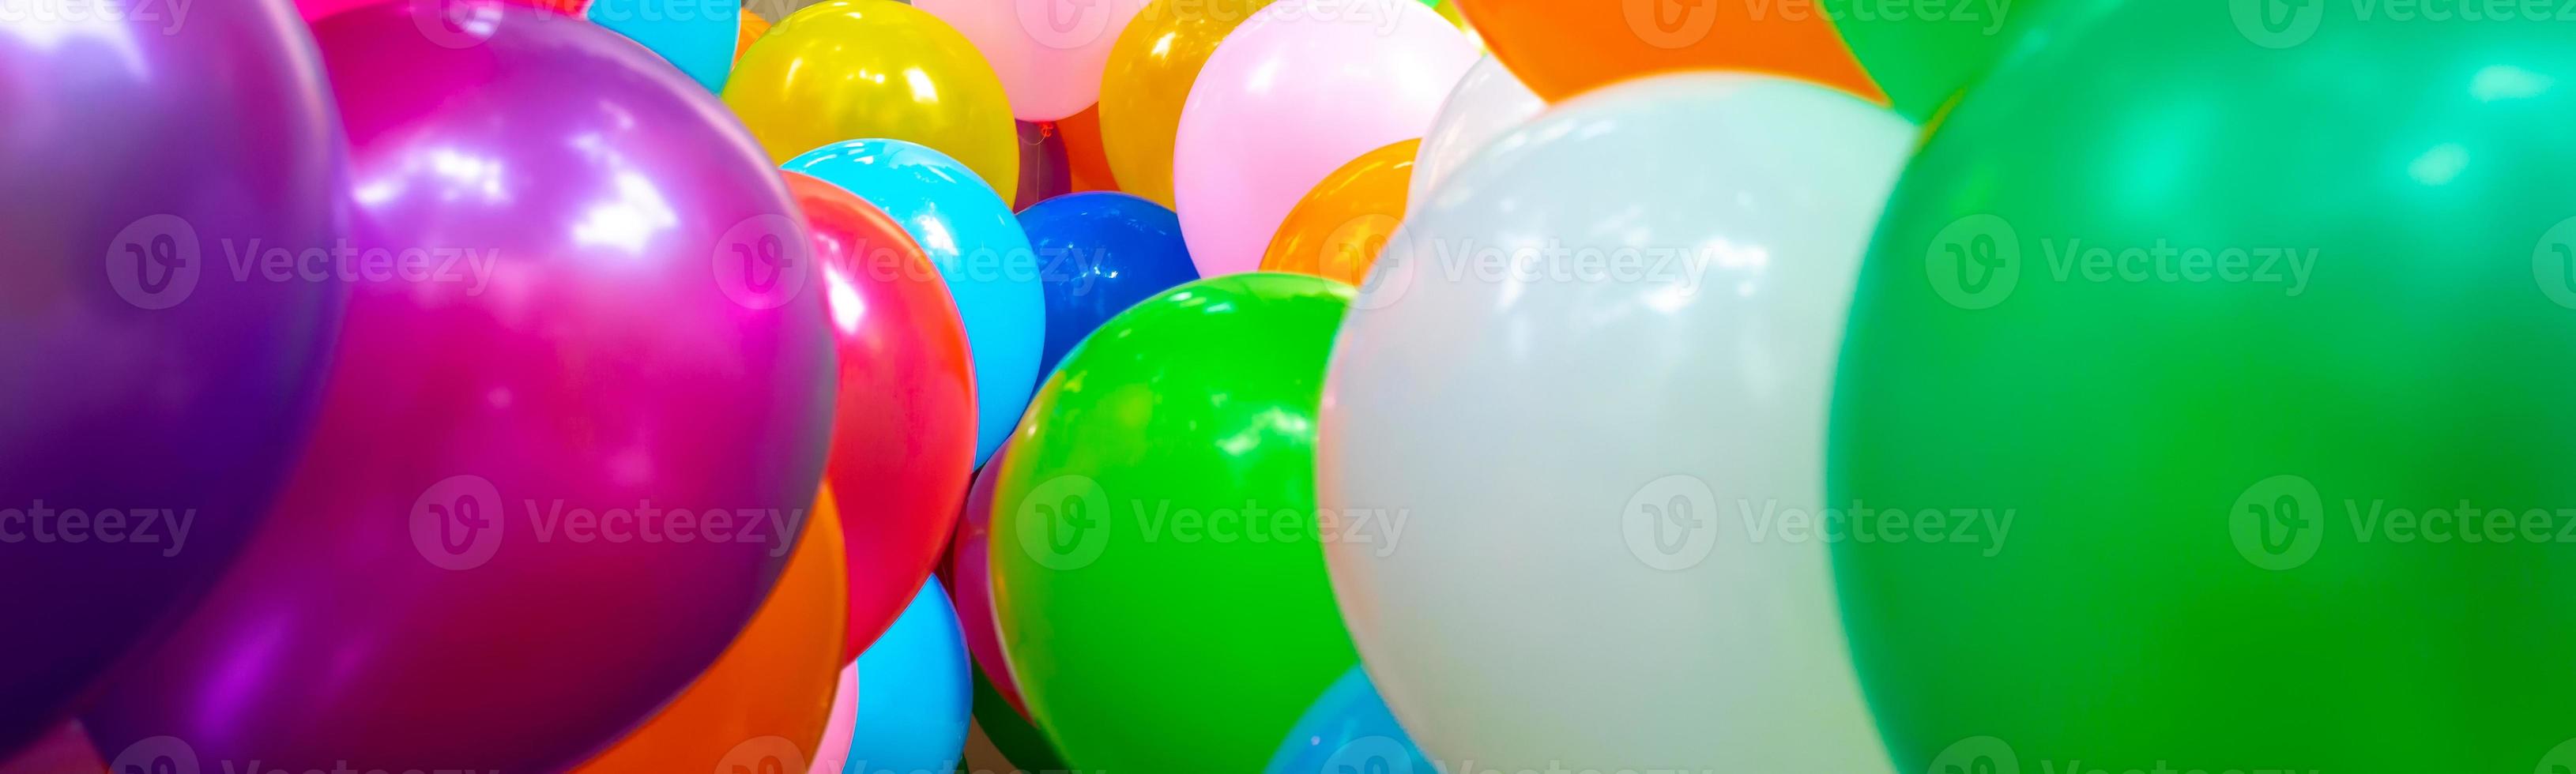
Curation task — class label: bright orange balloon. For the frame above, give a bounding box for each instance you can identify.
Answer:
[1058,103,1120,194]
[1259,139,1418,287]
[735,9,770,62]
[1097,0,1276,208]
[1458,0,1883,103]
[571,490,849,774]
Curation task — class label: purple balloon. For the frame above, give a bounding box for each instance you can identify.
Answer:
[81,2,837,772]
[1014,119,1071,211]
[0,0,345,757]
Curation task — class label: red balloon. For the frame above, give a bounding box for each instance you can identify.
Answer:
[785,171,980,658]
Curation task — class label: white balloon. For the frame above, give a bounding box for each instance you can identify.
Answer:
[1320,73,1915,773]
[1406,55,1544,209]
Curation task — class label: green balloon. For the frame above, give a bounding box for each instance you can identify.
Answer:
[1831,3,2576,773]
[990,273,1358,774]
[1823,0,2053,121]
[969,667,1067,772]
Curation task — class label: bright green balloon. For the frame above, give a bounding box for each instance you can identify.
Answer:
[1831,2,2576,774]
[1822,0,2052,121]
[991,272,1358,774]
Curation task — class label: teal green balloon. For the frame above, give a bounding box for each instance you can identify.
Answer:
[1831,2,2576,773]
[1824,0,2055,121]
[991,273,1358,774]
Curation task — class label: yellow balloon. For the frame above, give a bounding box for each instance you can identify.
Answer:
[1096,0,1275,209]
[724,0,1019,192]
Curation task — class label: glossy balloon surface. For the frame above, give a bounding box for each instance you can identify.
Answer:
[1832,4,2576,773]
[994,273,1358,774]
[83,5,836,772]
[0,0,342,754]
[1322,74,1908,774]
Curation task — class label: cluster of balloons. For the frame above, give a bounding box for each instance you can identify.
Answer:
[13,0,2576,773]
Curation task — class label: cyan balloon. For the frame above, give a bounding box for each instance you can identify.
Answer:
[1016,192,1199,381]
[1264,666,1432,774]
[849,579,973,774]
[788,139,1043,467]
[587,0,740,92]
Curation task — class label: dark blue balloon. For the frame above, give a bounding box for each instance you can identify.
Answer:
[1017,192,1198,381]
[1266,665,1434,774]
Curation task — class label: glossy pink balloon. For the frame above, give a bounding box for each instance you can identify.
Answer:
[943,440,1026,714]
[916,0,1151,122]
[1172,0,1474,276]
[81,3,837,773]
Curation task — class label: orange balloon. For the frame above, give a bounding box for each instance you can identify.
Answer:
[736,9,770,62]
[571,490,849,774]
[1457,0,1883,103]
[1058,103,1120,194]
[1258,139,1418,287]
[1097,0,1277,208]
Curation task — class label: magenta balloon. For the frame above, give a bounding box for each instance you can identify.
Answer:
[0,0,345,757]
[80,2,837,772]
[945,440,1029,713]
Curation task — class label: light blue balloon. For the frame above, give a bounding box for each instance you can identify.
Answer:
[1265,665,1433,774]
[849,579,972,774]
[785,139,1043,468]
[586,0,738,92]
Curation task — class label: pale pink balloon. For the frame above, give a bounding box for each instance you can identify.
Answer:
[917,0,1152,122]
[807,663,861,774]
[1172,0,1476,277]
